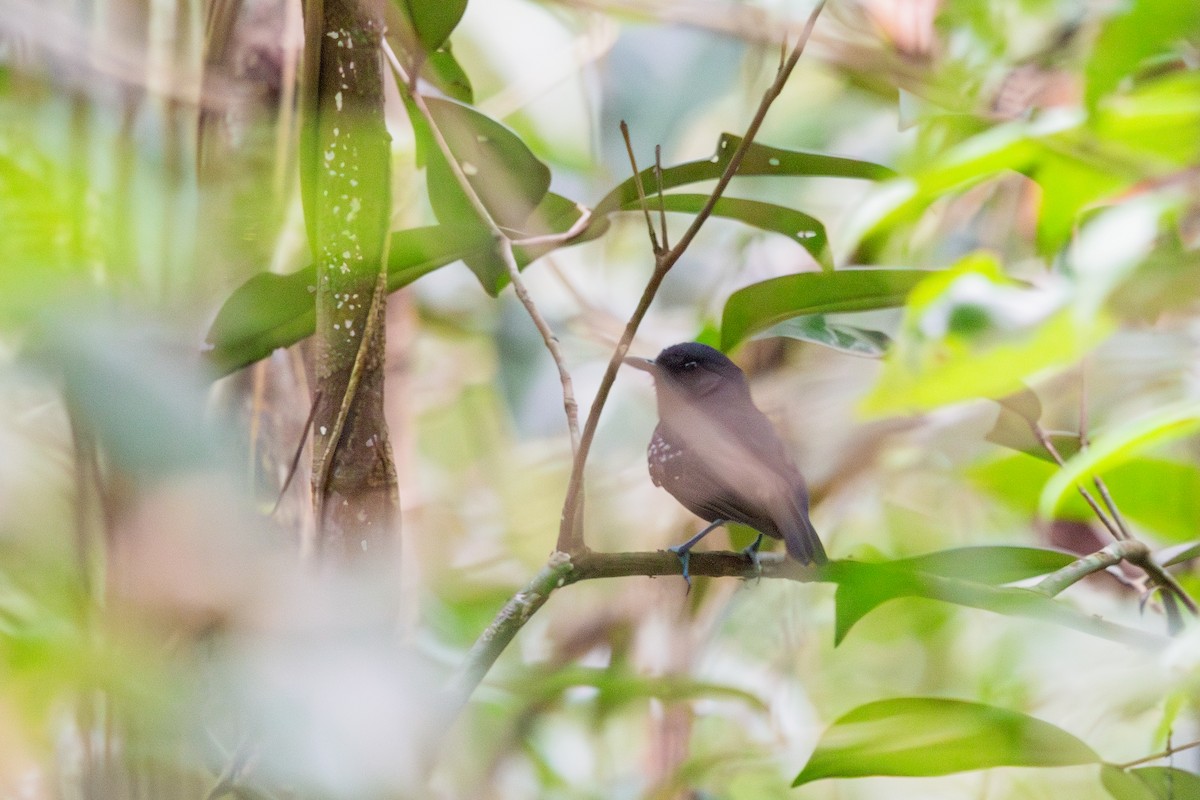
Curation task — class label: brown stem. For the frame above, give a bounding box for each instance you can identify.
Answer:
[1116,737,1200,770]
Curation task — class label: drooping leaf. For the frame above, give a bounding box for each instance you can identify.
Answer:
[762,315,890,357]
[411,97,553,292]
[793,697,1098,786]
[619,194,832,269]
[720,269,934,351]
[1039,402,1200,517]
[422,41,473,103]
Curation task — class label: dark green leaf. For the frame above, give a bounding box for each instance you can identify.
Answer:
[412,97,553,292]
[762,315,890,357]
[793,697,1098,786]
[720,269,934,351]
[395,0,467,52]
[204,225,491,376]
[595,132,895,216]
[618,194,832,269]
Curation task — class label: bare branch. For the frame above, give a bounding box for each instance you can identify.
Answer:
[620,120,661,253]
[1116,737,1200,770]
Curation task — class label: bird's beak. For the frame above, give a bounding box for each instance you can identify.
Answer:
[622,355,658,374]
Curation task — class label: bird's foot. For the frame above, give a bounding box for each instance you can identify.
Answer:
[742,533,765,580]
[667,544,693,592]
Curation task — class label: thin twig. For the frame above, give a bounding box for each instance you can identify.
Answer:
[1116,737,1200,770]
[510,203,594,247]
[383,39,581,454]
[556,0,827,553]
[654,144,669,250]
[1029,421,1123,540]
[620,120,661,253]
[1093,477,1133,540]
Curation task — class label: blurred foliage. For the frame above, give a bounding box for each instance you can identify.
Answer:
[2,0,1200,797]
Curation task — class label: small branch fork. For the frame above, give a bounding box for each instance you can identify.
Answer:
[1025,417,1198,624]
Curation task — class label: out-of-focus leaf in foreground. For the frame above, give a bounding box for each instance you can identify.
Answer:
[794,697,1098,786]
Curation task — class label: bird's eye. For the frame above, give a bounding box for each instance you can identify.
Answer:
[683,361,698,370]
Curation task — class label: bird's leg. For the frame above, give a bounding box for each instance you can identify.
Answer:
[742,533,765,577]
[668,519,726,588]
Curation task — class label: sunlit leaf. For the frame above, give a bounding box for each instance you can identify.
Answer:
[761,315,890,357]
[1039,402,1200,517]
[793,697,1098,786]
[860,255,1111,415]
[720,269,933,351]
[1085,0,1200,111]
[619,194,832,269]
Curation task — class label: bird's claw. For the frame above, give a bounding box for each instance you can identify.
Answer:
[742,533,765,580]
[668,544,693,592]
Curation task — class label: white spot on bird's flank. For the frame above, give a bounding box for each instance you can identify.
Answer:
[462,161,478,176]
[334,91,343,111]
[768,157,780,167]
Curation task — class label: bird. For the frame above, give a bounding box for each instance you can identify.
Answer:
[624,342,827,584]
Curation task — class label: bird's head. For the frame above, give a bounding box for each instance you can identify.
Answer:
[623,342,747,397]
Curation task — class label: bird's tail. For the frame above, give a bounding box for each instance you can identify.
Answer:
[783,505,827,566]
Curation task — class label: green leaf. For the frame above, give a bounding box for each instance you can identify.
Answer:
[720,269,933,351]
[422,41,473,103]
[793,697,1098,786]
[412,97,553,292]
[204,225,491,376]
[1039,402,1200,517]
[828,549,1077,644]
[761,315,890,357]
[896,546,1078,585]
[1085,0,1200,111]
[595,132,895,216]
[395,0,467,52]
[1101,764,1161,800]
[619,194,832,269]
[1130,766,1200,798]
[860,257,1112,415]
